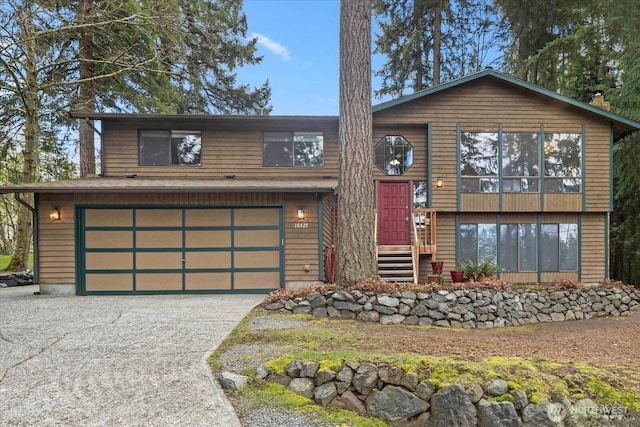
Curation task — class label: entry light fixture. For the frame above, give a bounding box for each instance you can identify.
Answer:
[49,207,62,221]
[436,178,444,188]
[297,207,306,220]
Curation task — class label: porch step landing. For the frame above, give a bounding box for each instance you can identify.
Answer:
[377,245,416,284]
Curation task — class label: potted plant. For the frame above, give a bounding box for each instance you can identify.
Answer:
[450,259,465,283]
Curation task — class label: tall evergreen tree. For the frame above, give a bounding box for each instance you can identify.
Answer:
[373,0,504,97]
[336,0,376,285]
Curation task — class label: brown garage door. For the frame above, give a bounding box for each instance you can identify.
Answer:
[79,206,283,294]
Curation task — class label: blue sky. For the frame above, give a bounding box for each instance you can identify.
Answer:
[240,0,389,116]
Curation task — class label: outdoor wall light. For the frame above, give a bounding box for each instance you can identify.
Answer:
[436,178,444,188]
[49,208,62,221]
[297,207,306,220]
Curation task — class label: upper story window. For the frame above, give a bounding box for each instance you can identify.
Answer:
[502,133,539,193]
[139,130,201,166]
[544,133,582,193]
[263,132,324,167]
[375,135,414,175]
[460,129,582,193]
[460,132,498,192]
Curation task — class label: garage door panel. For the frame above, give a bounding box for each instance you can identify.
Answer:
[136,209,182,227]
[137,252,183,269]
[185,273,231,290]
[235,271,280,289]
[81,206,283,294]
[185,230,230,248]
[235,208,280,226]
[235,251,279,268]
[86,273,133,291]
[185,251,231,269]
[235,229,279,247]
[185,209,231,227]
[136,230,182,248]
[136,273,183,290]
[85,231,132,249]
[86,252,133,270]
[85,209,132,227]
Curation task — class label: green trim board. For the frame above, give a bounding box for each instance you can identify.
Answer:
[427,123,433,207]
[77,204,285,295]
[317,193,324,282]
[578,214,583,281]
[582,124,587,212]
[610,123,614,212]
[498,125,503,211]
[539,126,545,212]
[604,213,609,278]
[456,124,461,211]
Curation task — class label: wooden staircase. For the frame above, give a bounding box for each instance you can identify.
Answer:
[377,245,416,283]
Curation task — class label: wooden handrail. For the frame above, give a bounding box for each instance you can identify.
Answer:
[412,208,437,257]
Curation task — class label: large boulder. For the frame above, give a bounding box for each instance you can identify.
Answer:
[288,378,315,399]
[427,384,477,427]
[522,402,566,427]
[365,385,429,422]
[477,399,522,427]
[218,372,248,391]
[314,382,337,407]
[352,363,378,395]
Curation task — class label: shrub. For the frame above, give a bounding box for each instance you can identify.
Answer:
[461,259,500,281]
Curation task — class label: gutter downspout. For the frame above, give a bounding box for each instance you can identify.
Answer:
[14,192,38,284]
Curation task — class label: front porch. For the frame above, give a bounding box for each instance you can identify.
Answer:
[376,208,437,283]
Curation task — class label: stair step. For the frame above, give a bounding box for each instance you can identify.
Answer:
[378,270,413,279]
[378,263,413,268]
[379,277,416,283]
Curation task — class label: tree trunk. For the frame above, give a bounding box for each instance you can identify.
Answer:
[7,3,39,272]
[335,0,376,286]
[78,0,96,177]
[432,1,442,85]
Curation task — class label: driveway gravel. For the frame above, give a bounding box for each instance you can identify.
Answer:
[0,285,264,426]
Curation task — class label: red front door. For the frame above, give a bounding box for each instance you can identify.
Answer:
[378,181,411,245]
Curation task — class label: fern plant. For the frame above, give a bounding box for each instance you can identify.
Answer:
[461,259,499,281]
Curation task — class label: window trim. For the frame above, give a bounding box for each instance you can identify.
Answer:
[374,135,415,176]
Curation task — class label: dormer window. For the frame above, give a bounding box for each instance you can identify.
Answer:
[139,130,201,166]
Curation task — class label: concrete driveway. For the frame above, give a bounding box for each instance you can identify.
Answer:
[0,285,264,426]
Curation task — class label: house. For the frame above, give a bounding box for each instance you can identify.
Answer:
[2,69,640,295]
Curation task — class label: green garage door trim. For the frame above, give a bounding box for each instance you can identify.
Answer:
[76,205,284,295]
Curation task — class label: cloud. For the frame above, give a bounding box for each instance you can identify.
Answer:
[250,33,291,61]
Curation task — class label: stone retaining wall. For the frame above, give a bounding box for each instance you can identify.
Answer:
[258,359,638,426]
[264,286,640,329]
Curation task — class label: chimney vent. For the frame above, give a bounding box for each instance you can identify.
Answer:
[590,90,610,111]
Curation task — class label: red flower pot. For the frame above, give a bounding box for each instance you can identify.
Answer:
[450,270,465,283]
[431,261,444,275]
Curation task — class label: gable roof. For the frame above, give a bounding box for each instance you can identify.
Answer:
[373,68,640,140]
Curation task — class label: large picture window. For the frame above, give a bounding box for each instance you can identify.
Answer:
[544,133,582,193]
[460,132,498,192]
[263,132,324,167]
[139,130,201,166]
[500,223,537,272]
[459,223,497,264]
[460,221,578,273]
[541,223,579,271]
[502,133,539,193]
[460,129,582,193]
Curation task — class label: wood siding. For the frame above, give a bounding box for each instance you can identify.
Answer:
[374,78,613,213]
[102,119,339,179]
[38,194,76,284]
[581,213,607,283]
[284,193,321,282]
